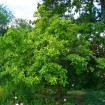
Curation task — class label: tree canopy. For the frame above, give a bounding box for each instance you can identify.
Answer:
[1,0,105,103]
[0,5,13,35]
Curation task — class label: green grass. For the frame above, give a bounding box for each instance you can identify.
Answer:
[83,90,105,105]
[63,90,105,105]
[1,90,105,105]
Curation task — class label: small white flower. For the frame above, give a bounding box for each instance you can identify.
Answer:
[20,103,24,105]
[15,96,17,99]
[64,99,66,102]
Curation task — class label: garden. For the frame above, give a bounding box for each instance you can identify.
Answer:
[1,0,105,105]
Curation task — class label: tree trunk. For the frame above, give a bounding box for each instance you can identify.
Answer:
[92,44,97,56]
[56,84,62,100]
[103,51,105,58]
[100,0,105,21]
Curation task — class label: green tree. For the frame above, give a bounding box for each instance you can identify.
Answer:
[15,18,33,31]
[0,5,13,35]
[0,14,96,99]
[1,1,105,103]
[37,0,105,89]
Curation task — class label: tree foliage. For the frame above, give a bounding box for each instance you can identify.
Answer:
[1,0,105,103]
[0,5,13,35]
[35,0,105,89]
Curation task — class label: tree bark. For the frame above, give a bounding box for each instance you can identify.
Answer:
[56,84,62,100]
[92,44,97,56]
[103,51,105,57]
[100,0,105,21]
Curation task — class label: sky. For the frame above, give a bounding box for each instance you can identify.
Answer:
[0,0,42,20]
[0,0,100,21]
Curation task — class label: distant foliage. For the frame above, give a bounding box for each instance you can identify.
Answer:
[0,5,13,35]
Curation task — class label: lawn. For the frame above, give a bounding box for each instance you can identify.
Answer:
[1,90,105,105]
[65,90,105,105]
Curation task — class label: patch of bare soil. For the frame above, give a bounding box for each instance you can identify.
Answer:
[74,93,85,105]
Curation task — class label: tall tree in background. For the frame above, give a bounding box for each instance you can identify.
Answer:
[0,5,13,35]
[41,0,105,21]
[100,0,105,21]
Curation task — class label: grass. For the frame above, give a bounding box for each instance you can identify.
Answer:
[83,90,105,105]
[1,90,105,105]
[66,90,105,105]
[66,90,86,104]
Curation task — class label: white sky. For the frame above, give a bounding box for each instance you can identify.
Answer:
[0,0,42,20]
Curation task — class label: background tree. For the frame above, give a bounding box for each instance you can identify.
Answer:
[14,18,33,31]
[0,4,13,35]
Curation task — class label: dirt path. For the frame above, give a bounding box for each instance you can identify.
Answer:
[73,92,86,105]
[63,91,86,105]
[75,94,84,105]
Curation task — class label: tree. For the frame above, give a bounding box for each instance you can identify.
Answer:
[0,14,97,99]
[1,1,105,103]
[14,18,33,31]
[36,0,105,90]
[0,5,13,35]
[41,0,104,21]
[100,0,105,21]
